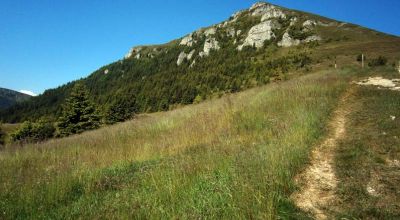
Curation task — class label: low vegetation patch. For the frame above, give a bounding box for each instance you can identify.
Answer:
[335,70,400,219]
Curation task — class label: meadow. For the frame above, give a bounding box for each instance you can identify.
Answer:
[0,69,351,219]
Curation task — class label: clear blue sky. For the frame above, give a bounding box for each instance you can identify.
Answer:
[1,0,399,95]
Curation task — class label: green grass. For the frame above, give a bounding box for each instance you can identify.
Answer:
[0,70,351,219]
[335,69,400,219]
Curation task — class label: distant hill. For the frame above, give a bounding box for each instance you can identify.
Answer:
[0,88,31,110]
[1,1,400,122]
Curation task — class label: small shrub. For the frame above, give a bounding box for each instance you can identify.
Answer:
[368,56,387,67]
[11,121,55,143]
[0,124,5,146]
[356,54,366,62]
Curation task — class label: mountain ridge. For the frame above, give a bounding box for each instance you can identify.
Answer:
[0,87,31,110]
[1,1,400,122]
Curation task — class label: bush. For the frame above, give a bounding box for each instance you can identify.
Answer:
[356,54,366,62]
[368,56,387,67]
[11,121,55,143]
[0,125,5,145]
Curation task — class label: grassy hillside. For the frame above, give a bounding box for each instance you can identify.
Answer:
[0,69,351,219]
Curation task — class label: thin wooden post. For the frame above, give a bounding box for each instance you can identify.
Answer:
[362,54,364,68]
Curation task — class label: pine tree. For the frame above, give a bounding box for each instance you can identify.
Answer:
[105,98,135,124]
[57,83,101,136]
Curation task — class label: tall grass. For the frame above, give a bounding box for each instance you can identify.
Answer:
[0,70,350,219]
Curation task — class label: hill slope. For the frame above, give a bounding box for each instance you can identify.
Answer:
[1,1,400,123]
[0,69,351,219]
[0,88,31,110]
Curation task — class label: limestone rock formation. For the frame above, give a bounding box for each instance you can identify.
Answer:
[125,46,143,59]
[238,20,280,50]
[187,49,196,60]
[304,35,322,43]
[303,20,317,27]
[180,33,195,46]
[278,32,300,47]
[177,49,196,66]
[227,27,236,38]
[203,38,220,56]
[177,52,187,66]
[260,6,286,21]
[204,27,216,37]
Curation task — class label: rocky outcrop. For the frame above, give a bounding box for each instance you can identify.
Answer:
[203,38,220,56]
[204,27,216,37]
[250,2,286,20]
[304,35,322,43]
[190,60,196,68]
[187,49,196,60]
[303,20,317,27]
[180,33,195,46]
[278,32,300,47]
[125,46,143,59]
[104,69,109,75]
[238,20,280,50]
[177,49,196,66]
[227,27,236,37]
[177,52,187,66]
[260,6,286,21]
[290,17,298,26]
[278,32,321,47]
[230,10,245,23]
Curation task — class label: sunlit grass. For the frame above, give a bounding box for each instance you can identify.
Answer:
[0,70,350,219]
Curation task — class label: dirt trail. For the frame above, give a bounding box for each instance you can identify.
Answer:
[291,88,353,219]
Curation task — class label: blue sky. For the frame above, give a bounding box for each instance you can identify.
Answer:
[1,0,399,95]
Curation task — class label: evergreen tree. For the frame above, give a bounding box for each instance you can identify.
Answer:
[57,83,101,136]
[105,98,135,124]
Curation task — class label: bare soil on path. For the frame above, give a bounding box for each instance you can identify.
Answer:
[291,87,354,219]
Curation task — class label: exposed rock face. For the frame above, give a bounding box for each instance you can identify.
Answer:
[230,10,245,22]
[303,20,317,27]
[177,52,187,66]
[238,20,280,50]
[187,49,196,60]
[227,27,236,37]
[278,32,300,47]
[203,38,220,56]
[304,35,322,42]
[104,69,109,75]
[249,2,286,20]
[290,17,298,26]
[125,46,143,59]
[190,60,196,68]
[260,6,286,21]
[177,49,196,66]
[180,33,195,46]
[135,53,141,59]
[249,2,269,16]
[204,27,216,37]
